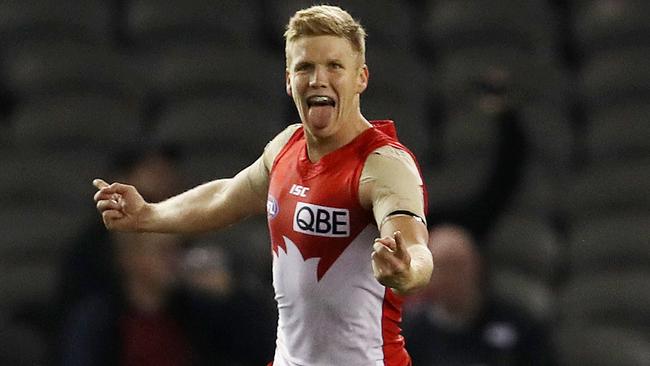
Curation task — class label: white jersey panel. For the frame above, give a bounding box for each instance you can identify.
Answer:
[272,225,386,366]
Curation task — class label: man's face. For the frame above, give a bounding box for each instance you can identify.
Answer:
[426,229,482,313]
[285,35,368,140]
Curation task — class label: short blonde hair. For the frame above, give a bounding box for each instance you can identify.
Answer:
[284,5,367,64]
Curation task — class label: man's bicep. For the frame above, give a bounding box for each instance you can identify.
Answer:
[222,124,299,219]
[226,158,269,217]
[362,147,426,227]
[244,156,270,201]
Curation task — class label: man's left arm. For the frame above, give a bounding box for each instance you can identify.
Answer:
[361,147,433,295]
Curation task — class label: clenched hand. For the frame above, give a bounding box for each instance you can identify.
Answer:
[93,178,147,231]
[371,231,413,293]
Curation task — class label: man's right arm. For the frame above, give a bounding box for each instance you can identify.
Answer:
[94,124,301,233]
[94,158,268,233]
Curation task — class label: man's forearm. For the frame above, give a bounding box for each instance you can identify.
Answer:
[138,179,235,233]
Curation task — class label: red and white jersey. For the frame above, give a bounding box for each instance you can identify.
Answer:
[266,121,420,366]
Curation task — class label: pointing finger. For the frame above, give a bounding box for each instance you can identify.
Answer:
[393,231,405,254]
[93,178,109,189]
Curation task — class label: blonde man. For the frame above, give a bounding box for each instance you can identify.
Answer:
[95,5,432,365]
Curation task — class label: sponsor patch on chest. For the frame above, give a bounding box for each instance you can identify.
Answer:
[293,202,350,237]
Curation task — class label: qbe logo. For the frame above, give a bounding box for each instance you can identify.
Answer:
[293,202,350,237]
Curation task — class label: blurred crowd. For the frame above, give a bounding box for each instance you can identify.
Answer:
[0,0,648,365]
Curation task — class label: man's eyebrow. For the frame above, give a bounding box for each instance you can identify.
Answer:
[327,58,345,65]
[293,61,312,70]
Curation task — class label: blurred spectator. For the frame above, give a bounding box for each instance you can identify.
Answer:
[57,144,185,315]
[178,243,277,365]
[428,69,530,243]
[61,232,193,366]
[402,224,552,366]
[58,145,276,365]
[60,231,275,366]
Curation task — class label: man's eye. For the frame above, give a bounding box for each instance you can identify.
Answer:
[295,64,311,72]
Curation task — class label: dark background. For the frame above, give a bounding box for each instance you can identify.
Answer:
[0,1,648,365]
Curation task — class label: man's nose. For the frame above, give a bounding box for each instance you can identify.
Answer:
[309,66,327,88]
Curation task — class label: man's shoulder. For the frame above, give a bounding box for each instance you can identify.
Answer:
[269,123,302,152]
[364,145,420,177]
[368,145,414,161]
[263,124,302,170]
[276,123,302,140]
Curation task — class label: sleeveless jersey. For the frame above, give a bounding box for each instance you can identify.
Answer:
[267,120,419,366]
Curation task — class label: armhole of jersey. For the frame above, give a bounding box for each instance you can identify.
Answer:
[265,124,302,173]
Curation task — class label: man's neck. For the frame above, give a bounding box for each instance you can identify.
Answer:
[305,116,371,162]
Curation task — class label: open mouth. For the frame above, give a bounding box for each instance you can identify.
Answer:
[307,95,336,108]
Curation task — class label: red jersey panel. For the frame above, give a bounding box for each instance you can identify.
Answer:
[267,121,418,366]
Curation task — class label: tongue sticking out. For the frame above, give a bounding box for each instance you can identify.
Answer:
[306,96,336,130]
[307,105,335,129]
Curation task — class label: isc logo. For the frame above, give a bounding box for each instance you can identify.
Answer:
[293,202,350,237]
[289,184,309,197]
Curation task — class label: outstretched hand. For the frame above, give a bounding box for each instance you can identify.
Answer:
[371,231,413,292]
[93,178,147,231]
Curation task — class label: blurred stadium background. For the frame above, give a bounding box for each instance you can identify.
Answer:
[0,0,648,365]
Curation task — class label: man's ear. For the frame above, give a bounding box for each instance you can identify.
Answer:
[357,64,369,94]
[285,69,292,97]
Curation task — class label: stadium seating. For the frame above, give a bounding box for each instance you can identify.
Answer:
[0,0,114,45]
[583,102,650,164]
[437,45,573,109]
[1,40,137,98]
[578,47,650,111]
[124,0,265,48]
[421,0,559,57]
[553,325,650,366]
[362,47,438,162]
[572,0,650,58]
[140,44,285,103]
[152,94,284,160]
[488,269,556,325]
[567,213,650,274]
[518,103,575,167]
[264,0,418,51]
[11,94,141,154]
[557,271,650,334]
[0,319,50,365]
[0,150,110,209]
[486,213,563,284]
[561,158,650,221]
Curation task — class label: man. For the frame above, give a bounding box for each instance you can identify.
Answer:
[402,225,551,365]
[94,5,433,365]
[62,232,195,366]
